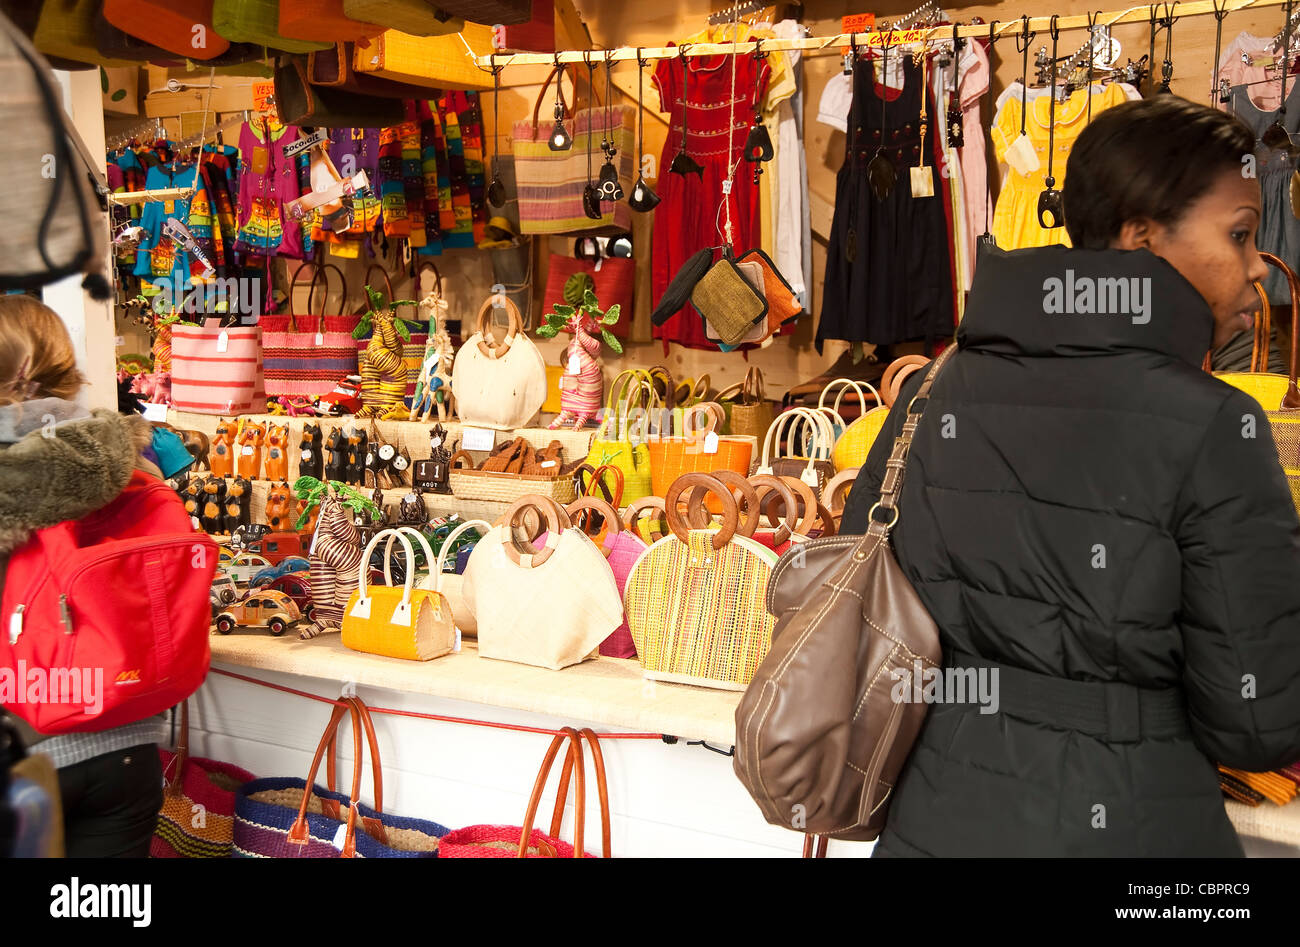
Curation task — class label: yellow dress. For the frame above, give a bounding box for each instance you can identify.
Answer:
[991,82,1126,249]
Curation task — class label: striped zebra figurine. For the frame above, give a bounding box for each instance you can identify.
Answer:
[299,485,366,639]
[538,282,622,431]
[353,285,414,419]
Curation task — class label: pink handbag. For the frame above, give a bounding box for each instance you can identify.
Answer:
[566,495,642,659]
[170,320,267,416]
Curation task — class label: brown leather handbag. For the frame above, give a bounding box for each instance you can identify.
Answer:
[734,347,953,841]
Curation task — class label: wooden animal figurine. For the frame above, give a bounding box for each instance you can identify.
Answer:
[224,476,252,534]
[199,476,226,534]
[210,418,235,479]
[410,281,455,423]
[323,425,347,482]
[344,423,368,486]
[299,422,323,481]
[355,286,411,419]
[538,289,621,431]
[181,477,205,526]
[398,485,428,527]
[296,498,320,534]
[234,421,266,479]
[265,481,296,531]
[170,428,209,471]
[389,446,411,485]
[264,423,290,481]
[301,487,366,639]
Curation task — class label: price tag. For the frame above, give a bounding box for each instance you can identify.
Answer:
[216,330,229,353]
[453,625,462,653]
[242,445,254,456]
[703,431,719,455]
[461,426,496,452]
[164,200,175,215]
[252,80,276,116]
[331,823,348,851]
[540,460,557,468]
[115,335,125,347]
[142,402,168,422]
[315,332,324,346]
[300,449,313,462]
[567,354,581,374]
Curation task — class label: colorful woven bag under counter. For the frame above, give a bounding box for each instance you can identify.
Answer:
[624,474,779,690]
[170,320,267,415]
[1210,253,1300,514]
[152,703,255,858]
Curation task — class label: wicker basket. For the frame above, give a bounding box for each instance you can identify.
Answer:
[449,469,576,504]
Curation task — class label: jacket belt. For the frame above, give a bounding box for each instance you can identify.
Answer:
[944,649,1190,743]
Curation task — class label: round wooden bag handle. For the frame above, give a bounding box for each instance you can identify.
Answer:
[664,472,738,550]
[448,450,475,471]
[686,469,760,537]
[813,501,839,537]
[880,355,930,407]
[417,260,443,298]
[474,294,524,360]
[748,474,801,546]
[565,495,623,552]
[822,467,860,518]
[623,495,668,542]
[500,495,563,567]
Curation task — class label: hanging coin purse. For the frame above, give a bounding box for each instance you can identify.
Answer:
[691,255,769,347]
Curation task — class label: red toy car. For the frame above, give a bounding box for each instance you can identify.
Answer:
[266,571,314,622]
[245,531,308,565]
[316,376,363,416]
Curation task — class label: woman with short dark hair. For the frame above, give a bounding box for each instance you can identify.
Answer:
[842,95,1300,857]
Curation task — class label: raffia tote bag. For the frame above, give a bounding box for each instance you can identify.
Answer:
[262,261,360,398]
[452,295,548,430]
[171,320,267,415]
[624,475,779,690]
[461,499,623,670]
[342,528,456,661]
[581,369,656,503]
[819,378,890,471]
[1210,251,1300,513]
[753,407,836,492]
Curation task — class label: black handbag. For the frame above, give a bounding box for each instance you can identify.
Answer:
[273,56,404,128]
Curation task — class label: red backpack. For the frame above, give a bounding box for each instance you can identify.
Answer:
[1,471,216,734]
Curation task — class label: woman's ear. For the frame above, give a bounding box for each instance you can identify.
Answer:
[1112,218,1163,251]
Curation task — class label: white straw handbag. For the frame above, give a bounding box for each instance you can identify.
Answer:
[451,296,548,430]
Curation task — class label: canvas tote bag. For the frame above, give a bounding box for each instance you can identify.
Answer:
[452,295,548,430]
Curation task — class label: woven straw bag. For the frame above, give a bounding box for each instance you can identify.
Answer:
[152,702,255,858]
[352,24,495,91]
[342,0,465,34]
[624,474,779,690]
[646,402,756,500]
[440,727,610,858]
[171,321,267,416]
[566,492,640,658]
[819,377,889,471]
[451,296,548,430]
[448,445,577,504]
[582,369,657,503]
[461,496,623,670]
[718,367,776,440]
[263,262,360,399]
[278,0,383,42]
[101,0,233,59]
[1211,252,1300,513]
[753,407,836,492]
[233,698,449,857]
[341,529,455,661]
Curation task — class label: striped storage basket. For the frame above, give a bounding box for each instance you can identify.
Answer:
[170,322,267,415]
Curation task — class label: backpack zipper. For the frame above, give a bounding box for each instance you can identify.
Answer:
[59,594,73,634]
[8,604,24,645]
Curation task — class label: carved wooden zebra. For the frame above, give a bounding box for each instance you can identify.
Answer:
[300,486,365,640]
[356,305,407,418]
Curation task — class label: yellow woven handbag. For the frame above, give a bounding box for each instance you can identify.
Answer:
[352,24,494,91]
[646,402,756,499]
[583,369,656,503]
[342,528,456,661]
[819,378,889,471]
[624,474,779,690]
[1211,252,1300,513]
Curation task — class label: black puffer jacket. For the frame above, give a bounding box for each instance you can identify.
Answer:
[842,245,1300,856]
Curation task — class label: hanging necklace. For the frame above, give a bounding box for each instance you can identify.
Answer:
[628,49,661,211]
[1037,16,1065,229]
[597,50,624,202]
[487,59,506,206]
[669,46,705,178]
[866,31,898,202]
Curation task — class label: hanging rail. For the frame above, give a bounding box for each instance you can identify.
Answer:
[477,0,1281,67]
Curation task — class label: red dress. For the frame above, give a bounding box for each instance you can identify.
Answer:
[652,47,769,352]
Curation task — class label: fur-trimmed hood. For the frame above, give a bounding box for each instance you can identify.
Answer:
[0,400,153,559]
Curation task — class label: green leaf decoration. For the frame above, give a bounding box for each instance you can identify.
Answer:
[100,67,108,93]
[293,476,322,496]
[537,324,559,338]
[601,329,623,354]
[563,273,594,307]
[352,313,372,339]
[583,289,599,311]
[553,304,576,318]
[111,89,126,102]
[365,284,383,311]
[603,304,621,325]
[395,319,411,342]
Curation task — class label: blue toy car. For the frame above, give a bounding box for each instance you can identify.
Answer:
[249,557,312,588]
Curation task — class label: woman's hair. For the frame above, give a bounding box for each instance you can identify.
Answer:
[0,295,85,407]
[1063,95,1257,249]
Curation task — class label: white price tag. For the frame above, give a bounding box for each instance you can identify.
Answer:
[331,823,347,851]
[721,180,733,195]
[540,460,557,468]
[142,402,169,422]
[114,335,125,348]
[461,426,496,452]
[453,625,462,653]
[216,330,229,353]
[241,445,254,456]
[567,354,581,374]
[703,431,719,454]
[315,332,324,346]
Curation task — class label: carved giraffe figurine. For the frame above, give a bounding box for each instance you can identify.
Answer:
[410,283,455,423]
[549,312,604,431]
[301,486,365,639]
[356,304,406,418]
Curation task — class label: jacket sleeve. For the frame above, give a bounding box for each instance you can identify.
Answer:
[1175,388,1300,772]
[0,411,149,557]
[840,367,929,535]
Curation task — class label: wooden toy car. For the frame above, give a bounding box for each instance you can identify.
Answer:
[265,571,314,622]
[243,531,309,565]
[222,552,271,585]
[210,574,239,614]
[250,557,311,588]
[214,588,302,637]
[316,377,363,416]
